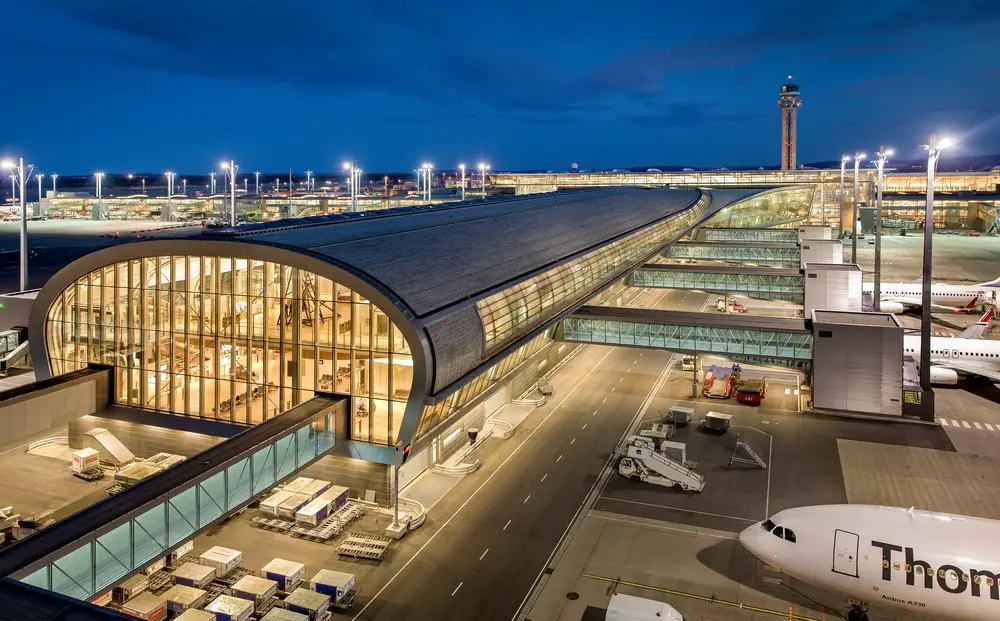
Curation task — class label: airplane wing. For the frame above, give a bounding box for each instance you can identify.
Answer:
[932,361,1000,382]
[954,308,995,339]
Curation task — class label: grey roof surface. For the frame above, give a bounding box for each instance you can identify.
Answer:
[574,305,809,333]
[214,187,711,318]
[812,310,900,327]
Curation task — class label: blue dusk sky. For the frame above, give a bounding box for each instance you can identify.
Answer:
[1,0,999,174]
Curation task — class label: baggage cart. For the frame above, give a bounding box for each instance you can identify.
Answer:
[666,406,694,426]
[700,411,733,434]
[72,448,100,473]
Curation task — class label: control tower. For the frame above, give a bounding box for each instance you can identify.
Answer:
[777,77,802,170]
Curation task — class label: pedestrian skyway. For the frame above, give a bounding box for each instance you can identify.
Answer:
[699,227,799,243]
[0,395,346,603]
[662,242,800,268]
[556,306,812,370]
[629,264,804,303]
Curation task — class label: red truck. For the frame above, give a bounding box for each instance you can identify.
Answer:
[702,364,739,399]
[735,377,767,405]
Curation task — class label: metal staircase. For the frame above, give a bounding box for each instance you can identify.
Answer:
[730,433,768,469]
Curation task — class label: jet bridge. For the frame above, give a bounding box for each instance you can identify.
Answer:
[629,264,804,303]
[662,241,800,268]
[556,306,812,371]
[698,227,799,243]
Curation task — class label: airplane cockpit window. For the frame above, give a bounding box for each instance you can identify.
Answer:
[762,519,776,532]
[784,528,797,543]
[772,526,784,538]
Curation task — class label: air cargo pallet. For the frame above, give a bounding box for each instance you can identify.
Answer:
[337,533,392,561]
[252,516,295,532]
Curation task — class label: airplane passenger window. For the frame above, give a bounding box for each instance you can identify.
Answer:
[784,528,796,543]
[772,526,784,538]
[762,519,776,532]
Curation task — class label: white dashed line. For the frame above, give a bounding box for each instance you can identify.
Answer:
[940,419,949,426]
[974,422,983,430]
[962,421,971,429]
[541,473,548,482]
[619,377,624,382]
[582,423,587,430]
[452,582,463,596]
[987,423,996,431]
[523,494,531,504]
[570,438,576,445]
[557,454,563,463]
[603,398,607,403]
[593,410,598,416]
[633,359,638,364]
[503,519,511,531]
[627,368,632,372]
[479,548,490,561]
[612,387,616,392]
[952,419,960,427]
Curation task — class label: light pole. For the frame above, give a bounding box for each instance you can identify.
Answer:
[141,177,146,195]
[305,169,313,192]
[459,163,466,201]
[243,178,247,194]
[254,171,260,195]
[850,152,865,263]
[36,173,43,202]
[838,155,849,231]
[182,178,187,195]
[414,168,422,199]
[51,173,57,194]
[3,157,33,290]
[919,135,953,409]
[478,162,489,199]
[422,163,433,202]
[383,175,389,196]
[165,171,175,196]
[343,162,361,212]
[210,172,217,195]
[221,160,238,227]
[873,146,894,312]
[95,172,104,202]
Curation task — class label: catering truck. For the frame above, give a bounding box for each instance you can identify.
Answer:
[606,594,684,621]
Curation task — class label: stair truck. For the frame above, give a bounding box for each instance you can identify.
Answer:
[606,594,685,621]
[616,435,705,492]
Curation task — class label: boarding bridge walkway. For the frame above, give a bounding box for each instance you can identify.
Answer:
[556,305,812,371]
[0,395,347,603]
[698,227,799,243]
[662,241,800,268]
[0,328,29,375]
[630,264,803,303]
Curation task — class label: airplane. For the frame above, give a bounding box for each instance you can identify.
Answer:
[864,279,1000,315]
[739,504,1000,621]
[903,307,999,384]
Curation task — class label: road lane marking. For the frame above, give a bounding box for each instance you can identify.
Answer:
[351,346,617,621]
[619,377,623,382]
[974,422,983,430]
[582,423,587,430]
[556,454,563,463]
[940,419,949,426]
[603,398,607,403]
[451,582,463,596]
[541,473,548,482]
[951,419,960,426]
[633,359,637,364]
[479,548,490,561]
[570,437,576,445]
[962,420,971,429]
[627,367,632,372]
[503,519,511,530]
[523,494,531,504]
[988,423,996,431]
[611,387,616,392]
[593,410,598,416]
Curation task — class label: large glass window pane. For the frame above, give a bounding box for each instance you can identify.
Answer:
[51,544,93,599]
[198,471,226,526]
[251,445,275,494]
[167,487,198,546]
[95,522,132,591]
[295,425,315,467]
[22,566,49,590]
[134,504,167,565]
[275,435,296,480]
[226,458,253,510]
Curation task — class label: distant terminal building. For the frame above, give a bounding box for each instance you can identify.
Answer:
[778,77,802,171]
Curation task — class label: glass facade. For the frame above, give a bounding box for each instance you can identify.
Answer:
[44,255,413,446]
[476,192,713,354]
[662,244,801,268]
[17,406,337,601]
[630,269,804,303]
[698,187,814,229]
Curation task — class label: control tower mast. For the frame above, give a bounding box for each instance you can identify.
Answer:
[778,77,802,170]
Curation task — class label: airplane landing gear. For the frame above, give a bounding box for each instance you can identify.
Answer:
[847,603,869,621]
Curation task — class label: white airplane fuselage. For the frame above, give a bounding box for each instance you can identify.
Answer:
[865,282,997,313]
[902,334,1000,383]
[740,505,1000,620]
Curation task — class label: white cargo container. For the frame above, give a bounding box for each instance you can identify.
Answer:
[113,573,149,605]
[282,477,314,494]
[72,448,100,473]
[321,485,349,510]
[115,461,165,486]
[260,490,296,516]
[309,569,355,607]
[162,584,207,614]
[175,610,216,621]
[170,539,195,564]
[605,594,683,621]
[199,546,243,579]
[276,492,312,518]
[261,558,305,592]
[230,574,278,612]
[206,594,253,621]
[298,479,331,499]
[171,562,216,589]
[283,587,331,620]
[261,608,308,621]
[121,592,167,621]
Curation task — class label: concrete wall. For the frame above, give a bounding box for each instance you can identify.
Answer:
[812,318,903,416]
[0,367,110,448]
[799,240,843,268]
[68,414,226,458]
[804,264,862,315]
[797,225,832,240]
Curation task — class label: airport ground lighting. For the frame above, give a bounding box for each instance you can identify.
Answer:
[873,147,894,312]
[839,155,849,233]
[459,163,466,201]
[478,162,490,198]
[210,171,217,195]
[421,163,433,202]
[36,173,43,202]
[343,161,360,211]
[51,173,57,194]
[95,172,104,202]
[164,171,175,198]
[221,160,239,227]
[920,135,953,402]
[3,157,32,291]
[254,171,261,195]
[851,152,865,263]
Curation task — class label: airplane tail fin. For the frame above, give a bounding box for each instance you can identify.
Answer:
[974,277,1000,289]
[955,307,995,339]
[962,297,979,312]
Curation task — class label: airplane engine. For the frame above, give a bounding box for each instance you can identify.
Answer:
[929,367,959,385]
[879,301,905,314]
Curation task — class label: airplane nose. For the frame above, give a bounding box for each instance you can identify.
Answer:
[738,523,761,555]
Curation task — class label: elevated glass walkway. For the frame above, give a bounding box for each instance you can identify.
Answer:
[0,395,346,603]
[630,264,804,303]
[662,242,800,268]
[556,306,811,370]
[699,227,799,243]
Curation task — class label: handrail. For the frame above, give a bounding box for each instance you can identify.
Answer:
[485,417,514,439]
[27,436,68,451]
[513,395,545,407]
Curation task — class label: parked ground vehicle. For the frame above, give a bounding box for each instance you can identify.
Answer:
[969,230,981,237]
[700,411,733,434]
[716,297,747,313]
[735,377,767,405]
[680,356,695,371]
[702,364,739,399]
